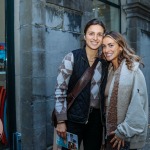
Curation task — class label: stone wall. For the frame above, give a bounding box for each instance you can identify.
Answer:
[124,1,150,149]
[18,0,93,149]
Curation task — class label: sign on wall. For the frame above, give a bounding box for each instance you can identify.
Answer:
[0,43,6,72]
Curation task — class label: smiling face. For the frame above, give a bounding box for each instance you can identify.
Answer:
[84,24,104,51]
[102,36,122,66]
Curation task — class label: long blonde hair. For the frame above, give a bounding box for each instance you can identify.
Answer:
[103,31,143,70]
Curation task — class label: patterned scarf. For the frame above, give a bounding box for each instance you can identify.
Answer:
[106,62,123,135]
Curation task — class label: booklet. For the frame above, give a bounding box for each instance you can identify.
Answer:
[56,132,78,150]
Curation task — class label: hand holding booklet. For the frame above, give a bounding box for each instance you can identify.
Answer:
[56,132,78,150]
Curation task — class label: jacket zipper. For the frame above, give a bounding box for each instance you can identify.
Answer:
[81,56,91,124]
[85,105,91,124]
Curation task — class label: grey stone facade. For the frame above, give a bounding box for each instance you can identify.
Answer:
[123,1,150,149]
[17,0,86,149]
[14,0,150,149]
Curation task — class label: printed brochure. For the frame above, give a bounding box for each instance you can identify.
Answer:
[56,132,78,150]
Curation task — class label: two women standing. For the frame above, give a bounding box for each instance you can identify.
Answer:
[54,19,148,150]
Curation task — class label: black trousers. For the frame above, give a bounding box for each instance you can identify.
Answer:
[62,108,103,150]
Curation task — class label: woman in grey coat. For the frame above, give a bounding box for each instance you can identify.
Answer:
[102,31,148,150]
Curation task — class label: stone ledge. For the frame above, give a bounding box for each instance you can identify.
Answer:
[123,2,150,21]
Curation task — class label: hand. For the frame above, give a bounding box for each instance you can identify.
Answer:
[109,131,124,150]
[56,122,67,140]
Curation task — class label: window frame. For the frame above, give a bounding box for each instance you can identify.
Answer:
[99,0,121,32]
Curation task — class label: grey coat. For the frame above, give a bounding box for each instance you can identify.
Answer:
[106,60,148,149]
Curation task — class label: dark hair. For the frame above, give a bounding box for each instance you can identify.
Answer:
[84,18,106,34]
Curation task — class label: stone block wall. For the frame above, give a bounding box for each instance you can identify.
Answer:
[124,1,150,149]
[18,0,92,149]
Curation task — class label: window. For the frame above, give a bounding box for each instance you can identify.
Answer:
[92,0,121,32]
[106,0,119,5]
[0,0,8,149]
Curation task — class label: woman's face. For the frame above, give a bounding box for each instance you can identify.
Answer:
[84,25,104,51]
[102,36,122,63]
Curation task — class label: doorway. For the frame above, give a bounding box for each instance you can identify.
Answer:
[0,0,16,149]
[0,0,8,149]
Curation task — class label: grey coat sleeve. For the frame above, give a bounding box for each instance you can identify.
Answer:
[115,69,149,140]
